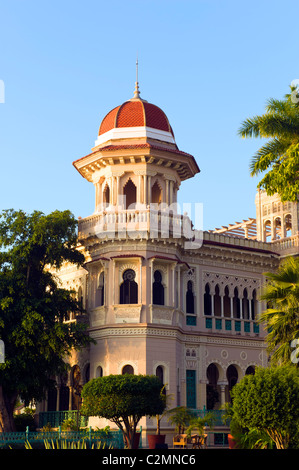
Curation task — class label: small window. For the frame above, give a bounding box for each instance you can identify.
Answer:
[186,280,195,314]
[153,270,164,305]
[204,283,212,315]
[156,366,164,384]
[120,269,138,304]
[96,272,104,307]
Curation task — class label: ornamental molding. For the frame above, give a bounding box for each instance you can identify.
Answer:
[203,271,261,296]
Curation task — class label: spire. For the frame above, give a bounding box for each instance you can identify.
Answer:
[132,55,141,99]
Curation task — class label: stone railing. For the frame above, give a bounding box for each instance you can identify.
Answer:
[78,207,199,246]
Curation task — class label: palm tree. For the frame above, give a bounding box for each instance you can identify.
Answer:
[238,85,299,202]
[167,406,194,434]
[259,256,299,365]
[186,411,216,437]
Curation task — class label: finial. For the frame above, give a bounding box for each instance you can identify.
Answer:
[133,54,141,99]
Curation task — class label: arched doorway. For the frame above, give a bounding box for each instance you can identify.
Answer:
[123,179,137,209]
[226,365,238,402]
[151,181,162,205]
[206,363,220,410]
[122,364,134,375]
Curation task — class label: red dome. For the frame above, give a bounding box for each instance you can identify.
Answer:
[99,99,174,136]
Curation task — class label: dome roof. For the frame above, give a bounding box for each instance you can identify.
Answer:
[98,97,174,138]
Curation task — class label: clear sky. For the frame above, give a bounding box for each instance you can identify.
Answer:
[0,0,299,231]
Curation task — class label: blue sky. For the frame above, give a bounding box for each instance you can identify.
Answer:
[0,0,298,231]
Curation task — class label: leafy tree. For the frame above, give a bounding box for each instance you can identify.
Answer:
[230,366,299,449]
[0,209,92,432]
[81,374,166,449]
[238,85,299,201]
[259,256,299,366]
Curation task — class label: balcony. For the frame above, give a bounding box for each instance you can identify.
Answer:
[78,207,201,248]
[205,316,260,336]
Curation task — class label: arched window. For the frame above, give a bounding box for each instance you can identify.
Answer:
[96,272,104,307]
[122,365,134,375]
[151,181,162,205]
[264,220,271,242]
[96,366,103,378]
[245,366,255,375]
[186,280,195,314]
[120,269,138,304]
[153,270,164,305]
[77,286,83,312]
[233,287,240,318]
[214,284,221,317]
[227,365,238,401]
[206,363,220,410]
[223,286,230,317]
[123,179,137,210]
[103,184,110,206]
[204,283,212,315]
[274,217,282,240]
[242,288,249,319]
[156,366,164,385]
[285,214,292,237]
[251,289,257,320]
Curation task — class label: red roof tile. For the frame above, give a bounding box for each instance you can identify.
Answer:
[98,99,173,136]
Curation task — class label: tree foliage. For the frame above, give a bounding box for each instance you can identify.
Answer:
[230,366,299,449]
[259,256,299,366]
[0,209,92,432]
[81,374,166,448]
[238,86,299,201]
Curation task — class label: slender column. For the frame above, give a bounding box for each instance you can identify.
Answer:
[211,294,214,316]
[248,296,252,320]
[56,386,60,412]
[219,383,227,407]
[230,297,234,318]
[169,180,174,205]
[240,294,243,319]
[147,175,152,205]
[177,267,181,309]
[116,176,120,206]
[69,387,73,410]
[143,176,147,205]
[166,180,169,205]
[138,175,142,204]
[220,295,224,317]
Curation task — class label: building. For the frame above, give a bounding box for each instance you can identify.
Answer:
[37,79,299,440]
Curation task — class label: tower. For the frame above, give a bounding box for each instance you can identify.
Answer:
[255,189,299,257]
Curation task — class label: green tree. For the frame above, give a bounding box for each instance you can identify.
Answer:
[0,209,92,432]
[81,374,166,449]
[230,366,299,449]
[259,256,299,366]
[167,406,194,434]
[238,85,299,201]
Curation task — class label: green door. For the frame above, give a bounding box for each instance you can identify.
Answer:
[186,370,196,408]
